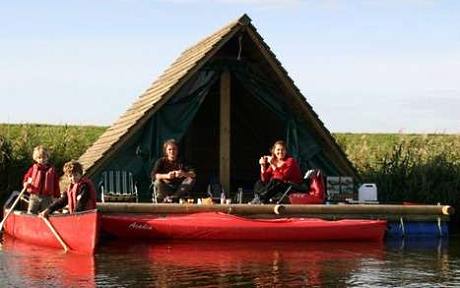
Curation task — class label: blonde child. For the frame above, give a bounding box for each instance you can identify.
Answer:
[40,160,97,217]
[23,145,61,214]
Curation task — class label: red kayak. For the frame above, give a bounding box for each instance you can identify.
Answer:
[2,210,100,255]
[102,212,386,241]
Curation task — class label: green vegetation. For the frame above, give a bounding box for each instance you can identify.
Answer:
[0,124,106,198]
[1,124,459,209]
[335,133,460,207]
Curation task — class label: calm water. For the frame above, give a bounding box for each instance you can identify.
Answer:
[0,236,459,287]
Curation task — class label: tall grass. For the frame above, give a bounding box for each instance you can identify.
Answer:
[0,135,13,195]
[1,124,459,209]
[335,133,460,207]
[0,124,106,200]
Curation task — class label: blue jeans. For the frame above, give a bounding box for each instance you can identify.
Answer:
[154,178,195,203]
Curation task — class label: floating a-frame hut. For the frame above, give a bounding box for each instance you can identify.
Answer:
[79,14,358,200]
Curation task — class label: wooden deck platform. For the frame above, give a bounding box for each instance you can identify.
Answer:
[97,203,453,221]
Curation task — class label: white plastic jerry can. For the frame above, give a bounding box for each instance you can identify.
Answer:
[358,183,378,202]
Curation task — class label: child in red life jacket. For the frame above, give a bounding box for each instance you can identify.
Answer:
[39,160,97,218]
[23,145,60,214]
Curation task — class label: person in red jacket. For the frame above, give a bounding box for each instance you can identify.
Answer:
[23,145,61,214]
[251,140,302,204]
[39,160,97,217]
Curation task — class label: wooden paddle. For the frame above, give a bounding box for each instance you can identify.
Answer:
[40,216,69,252]
[0,186,28,233]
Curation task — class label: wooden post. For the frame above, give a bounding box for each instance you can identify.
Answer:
[220,70,231,195]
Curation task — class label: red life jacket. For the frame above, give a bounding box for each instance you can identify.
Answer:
[289,170,326,204]
[26,163,59,196]
[308,172,326,202]
[66,177,97,213]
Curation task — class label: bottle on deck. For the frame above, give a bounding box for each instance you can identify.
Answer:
[220,188,226,204]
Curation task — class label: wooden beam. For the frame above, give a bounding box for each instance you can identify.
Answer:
[83,25,243,178]
[220,70,231,196]
[245,27,358,179]
[96,203,454,217]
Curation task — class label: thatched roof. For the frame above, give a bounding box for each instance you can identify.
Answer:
[80,14,358,178]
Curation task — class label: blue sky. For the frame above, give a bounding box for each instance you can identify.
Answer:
[1,0,459,133]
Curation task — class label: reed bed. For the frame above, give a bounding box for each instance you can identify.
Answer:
[1,125,459,209]
[0,124,106,201]
[335,133,460,207]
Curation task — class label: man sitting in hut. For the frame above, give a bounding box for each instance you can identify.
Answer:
[151,139,196,203]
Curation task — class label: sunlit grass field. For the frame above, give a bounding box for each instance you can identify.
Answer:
[1,124,459,208]
[0,124,107,197]
[335,133,460,173]
[335,133,460,205]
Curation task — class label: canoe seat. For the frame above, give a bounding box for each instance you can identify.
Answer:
[99,170,138,203]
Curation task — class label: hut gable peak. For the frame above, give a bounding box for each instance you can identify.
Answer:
[79,14,357,179]
[79,14,247,175]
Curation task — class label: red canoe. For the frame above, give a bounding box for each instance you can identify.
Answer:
[2,210,100,255]
[102,212,386,241]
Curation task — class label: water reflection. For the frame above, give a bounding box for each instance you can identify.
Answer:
[377,238,459,287]
[97,240,385,287]
[386,237,448,253]
[1,235,96,287]
[1,236,459,287]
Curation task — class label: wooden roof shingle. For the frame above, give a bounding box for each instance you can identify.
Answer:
[80,14,357,178]
[80,15,250,175]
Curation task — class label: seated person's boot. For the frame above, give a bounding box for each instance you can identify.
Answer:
[249,193,262,204]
